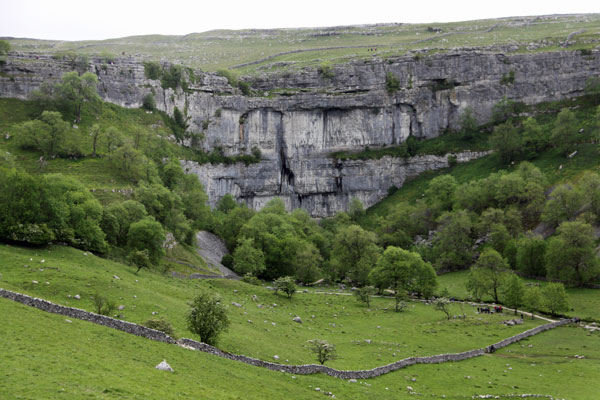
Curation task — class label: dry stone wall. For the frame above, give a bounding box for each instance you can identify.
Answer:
[1,288,574,379]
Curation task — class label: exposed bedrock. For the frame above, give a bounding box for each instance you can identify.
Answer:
[1,49,599,215]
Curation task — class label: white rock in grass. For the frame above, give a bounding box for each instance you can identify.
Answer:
[293,316,302,323]
[273,355,279,360]
[155,360,173,372]
[74,294,81,299]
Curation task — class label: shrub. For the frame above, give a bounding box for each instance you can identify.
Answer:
[241,273,262,286]
[317,63,334,80]
[447,154,458,167]
[500,70,515,85]
[92,294,116,316]
[144,318,175,337]
[385,72,400,94]
[308,339,337,365]
[144,62,161,80]
[273,276,297,299]
[186,290,230,345]
[142,93,155,110]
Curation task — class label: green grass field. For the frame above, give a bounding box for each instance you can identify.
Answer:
[6,14,600,74]
[437,270,600,322]
[0,243,546,371]
[2,266,600,399]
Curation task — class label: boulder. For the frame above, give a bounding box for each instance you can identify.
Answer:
[155,360,173,372]
[293,316,302,323]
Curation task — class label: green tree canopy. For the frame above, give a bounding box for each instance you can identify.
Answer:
[466,248,510,303]
[541,283,569,316]
[55,71,100,123]
[516,234,546,277]
[233,237,266,276]
[186,290,230,345]
[545,221,600,286]
[551,109,578,156]
[127,217,165,265]
[433,211,473,271]
[503,274,525,314]
[330,224,380,286]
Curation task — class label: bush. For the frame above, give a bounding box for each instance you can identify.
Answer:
[385,72,400,94]
[144,62,161,80]
[273,276,297,299]
[241,273,262,286]
[317,63,334,80]
[142,93,155,110]
[186,290,230,345]
[144,318,175,337]
[447,154,457,167]
[92,294,116,316]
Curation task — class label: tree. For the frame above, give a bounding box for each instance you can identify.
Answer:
[330,225,380,286]
[577,172,600,222]
[142,93,156,111]
[88,124,102,157]
[16,111,70,157]
[541,283,569,316]
[128,249,151,274]
[369,246,436,311]
[186,290,230,345]
[516,234,546,277]
[433,211,473,271]
[489,121,522,164]
[466,249,510,303]
[459,107,478,140]
[434,292,452,320]
[104,126,123,154]
[585,77,600,105]
[308,339,337,365]
[354,286,375,307]
[503,274,525,315]
[348,197,365,222]
[233,238,266,276]
[55,71,100,123]
[545,221,600,286]
[425,175,457,213]
[523,286,542,319]
[127,217,165,265]
[491,96,521,123]
[293,242,323,284]
[273,276,297,299]
[551,109,578,156]
[108,143,158,183]
[542,184,582,227]
[521,117,547,159]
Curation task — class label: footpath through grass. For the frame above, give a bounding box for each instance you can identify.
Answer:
[437,270,600,322]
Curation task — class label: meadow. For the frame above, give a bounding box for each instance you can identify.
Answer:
[6,14,600,74]
[2,253,599,399]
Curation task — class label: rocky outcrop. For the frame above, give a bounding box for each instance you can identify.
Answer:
[182,151,489,216]
[1,49,599,215]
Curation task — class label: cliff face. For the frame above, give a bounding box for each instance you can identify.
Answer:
[1,50,599,216]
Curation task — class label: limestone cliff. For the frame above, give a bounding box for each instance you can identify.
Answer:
[1,49,598,215]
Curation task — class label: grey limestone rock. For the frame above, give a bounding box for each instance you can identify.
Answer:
[2,50,599,216]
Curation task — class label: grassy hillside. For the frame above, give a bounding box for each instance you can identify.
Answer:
[6,14,600,73]
[0,243,545,370]
[361,95,600,227]
[437,270,600,322]
[2,245,600,399]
